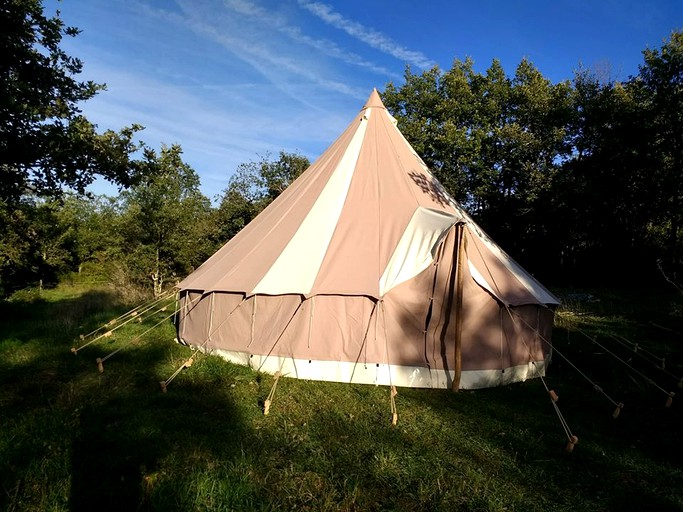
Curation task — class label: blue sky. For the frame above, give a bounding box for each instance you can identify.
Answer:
[45,0,682,199]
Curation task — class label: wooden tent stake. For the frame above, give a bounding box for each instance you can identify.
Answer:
[390,385,398,425]
[263,371,283,416]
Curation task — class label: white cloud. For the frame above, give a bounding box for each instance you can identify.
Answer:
[78,60,348,198]
[223,0,401,79]
[142,0,367,103]
[55,0,386,197]
[298,0,436,69]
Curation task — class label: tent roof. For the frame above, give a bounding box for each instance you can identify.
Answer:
[179,89,559,306]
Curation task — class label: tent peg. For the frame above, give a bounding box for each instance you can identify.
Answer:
[565,435,579,453]
[665,392,674,408]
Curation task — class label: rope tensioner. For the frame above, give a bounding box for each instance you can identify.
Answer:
[504,309,582,451]
[263,371,283,416]
[159,298,247,392]
[610,335,673,378]
[71,289,178,354]
[92,306,183,372]
[666,392,675,408]
[390,385,398,426]
[159,356,196,392]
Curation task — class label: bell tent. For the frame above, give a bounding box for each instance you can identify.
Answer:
[176,89,559,390]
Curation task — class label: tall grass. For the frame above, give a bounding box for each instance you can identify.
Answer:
[1,284,682,511]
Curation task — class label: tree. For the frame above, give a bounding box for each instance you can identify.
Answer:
[384,65,471,201]
[548,69,652,281]
[548,32,683,284]
[118,145,212,295]
[0,0,145,202]
[0,196,74,293]
[0,198,36,293]
[637,30,683,276]
[383,59,573,272]
[214,151,310,243]
[55,193,122,276]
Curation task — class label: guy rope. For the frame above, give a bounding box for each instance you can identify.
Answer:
[71,288,176,354]
[573,326,675,408]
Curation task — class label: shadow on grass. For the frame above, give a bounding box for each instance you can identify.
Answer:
[397,382,683,512]
[0,289,253,511]
[69,378,248,511]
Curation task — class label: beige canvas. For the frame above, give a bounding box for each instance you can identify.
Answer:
[176,90,559,389]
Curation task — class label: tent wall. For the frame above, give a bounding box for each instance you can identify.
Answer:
[177,227,553,390]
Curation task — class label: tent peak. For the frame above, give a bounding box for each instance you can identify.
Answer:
[362,88,385,110]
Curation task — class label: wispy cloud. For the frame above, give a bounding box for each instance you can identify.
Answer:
[63,0,394,197]
[140,0,367,104]
[76,56,348,197]
[224,0,401,79]
[298,0,436,69]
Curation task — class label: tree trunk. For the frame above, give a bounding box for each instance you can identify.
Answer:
[152,245,163,297]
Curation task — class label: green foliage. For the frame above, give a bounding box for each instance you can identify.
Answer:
[0,197,74,293]
[383,58,574,265]
[0,0,146,201]
[118,145,213,294]
[638,31,683,276]
[0,193,125,294]
[383,30,683,284]
[56,194,123,277]
[214,151,310,244]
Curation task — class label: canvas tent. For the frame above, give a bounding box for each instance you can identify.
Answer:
[176,89,559,390]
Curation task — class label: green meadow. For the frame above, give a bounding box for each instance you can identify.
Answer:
[1,284,682,511]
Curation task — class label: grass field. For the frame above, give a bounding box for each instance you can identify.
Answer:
[1,284,682,511]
